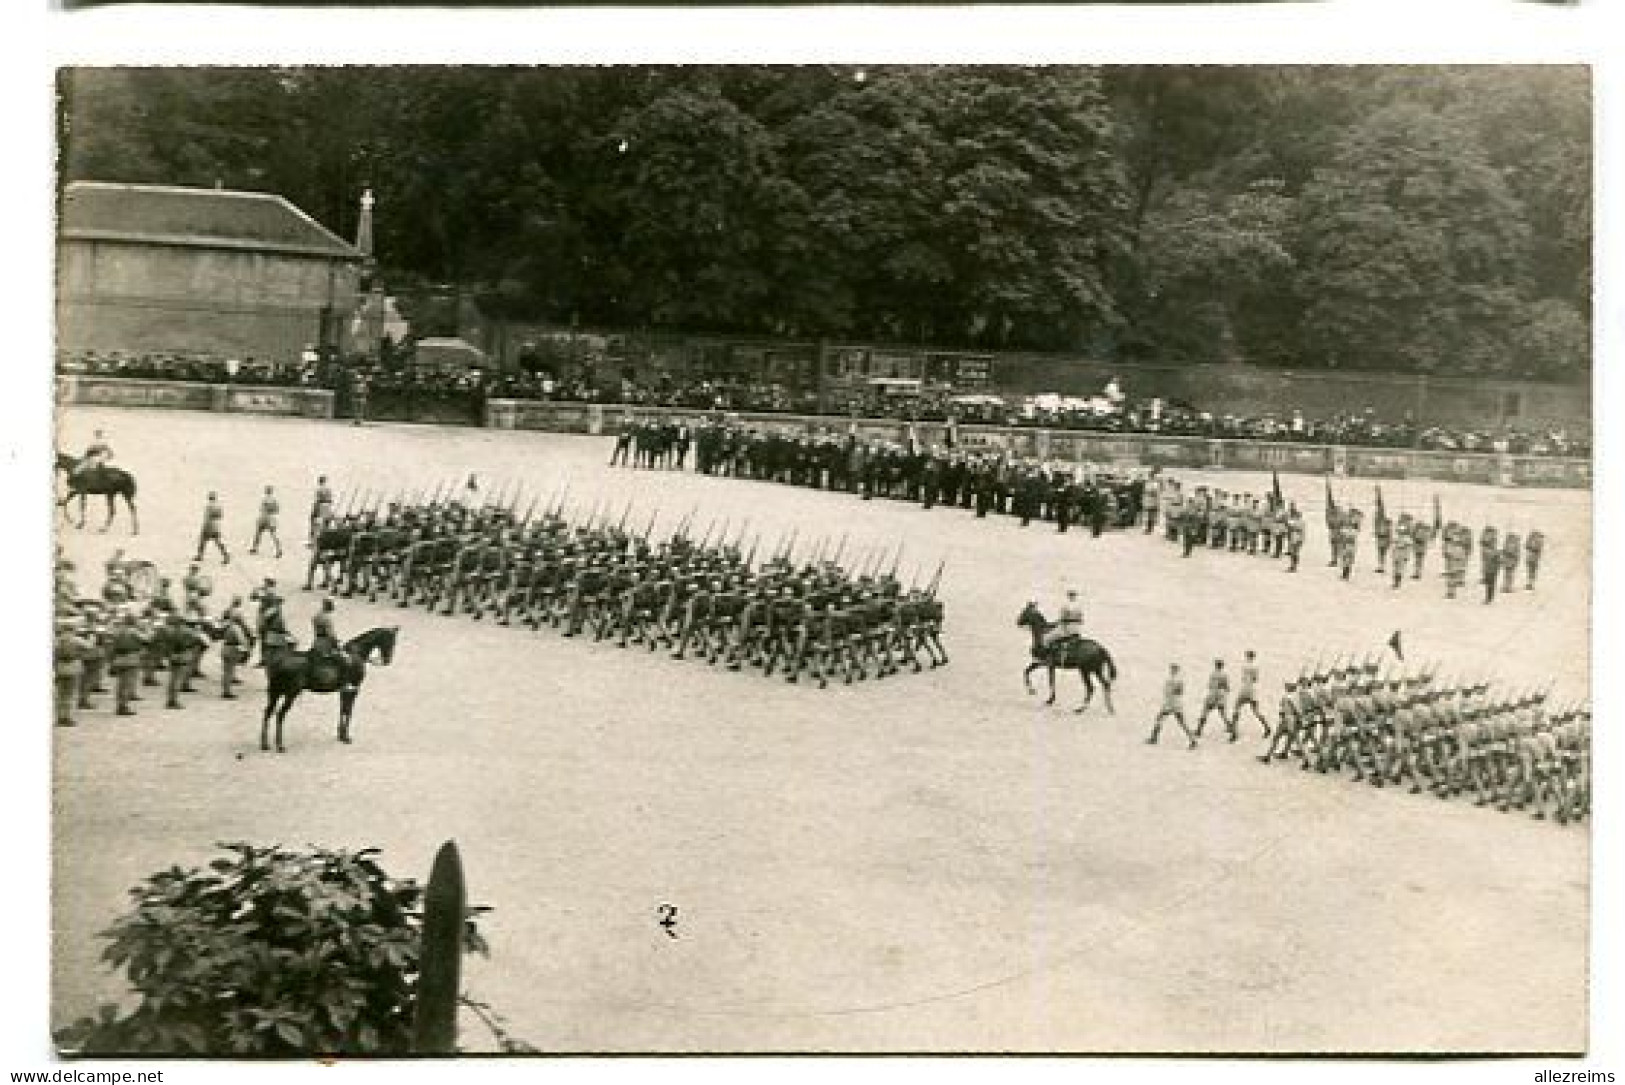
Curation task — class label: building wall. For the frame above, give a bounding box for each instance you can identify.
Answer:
[56,239,360,363]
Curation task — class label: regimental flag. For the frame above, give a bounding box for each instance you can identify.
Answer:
[1271,469,1285,512]
[1375,484,1389,528]
[1324,476,1338,527]
[1387,630,1404,661]
[1433,493,1444,532]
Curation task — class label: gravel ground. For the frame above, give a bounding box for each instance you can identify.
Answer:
[51,405,1590,1053]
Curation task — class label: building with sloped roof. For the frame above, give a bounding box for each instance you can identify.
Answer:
[57,181,363,362]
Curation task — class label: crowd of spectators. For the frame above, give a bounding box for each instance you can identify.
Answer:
[57,349,1588,460]
[59,349,322,388]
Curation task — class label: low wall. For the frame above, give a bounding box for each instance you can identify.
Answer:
[486,399,1591,489]
[56,376,335,419]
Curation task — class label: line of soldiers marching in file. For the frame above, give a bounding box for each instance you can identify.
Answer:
[301,478,950,687]
[1323,484,1544,601]
[1155,476,1543,600]
[1150,655,1588,824]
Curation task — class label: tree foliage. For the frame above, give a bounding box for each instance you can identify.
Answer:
[57,65,1591,379]
[55,842,501,1056]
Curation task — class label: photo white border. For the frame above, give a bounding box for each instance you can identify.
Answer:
[5,4,1620,1082]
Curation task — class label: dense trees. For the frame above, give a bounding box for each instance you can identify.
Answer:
[58,65,1590,379]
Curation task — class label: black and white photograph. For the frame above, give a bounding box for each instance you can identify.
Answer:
[33,62,1599,1057]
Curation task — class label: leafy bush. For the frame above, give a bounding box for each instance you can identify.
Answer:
[57,842,496,1056]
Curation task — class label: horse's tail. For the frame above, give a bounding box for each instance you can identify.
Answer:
[123,472,138,499]
[1101,648,1118,682]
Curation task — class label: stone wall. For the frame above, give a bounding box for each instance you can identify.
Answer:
[56,376,335,419]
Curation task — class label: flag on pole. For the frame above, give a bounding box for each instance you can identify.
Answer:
[1271,469,1284,512]
[1374,484,1388,527]
[1387,630,1404,661]
[1324,476,1338,528]
[1433,493,1443,532]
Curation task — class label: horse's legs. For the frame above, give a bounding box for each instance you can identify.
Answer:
[1023,660,1042,695]
[275,695,296,753]
[1075,668,1095,715]
[338,690,357,744]
[261,695,277,751]
[125,492,140,535]
[76,493,88,528]
[1045,664,1057,706]
[101,493,115,532]
[1101,677,1116,715]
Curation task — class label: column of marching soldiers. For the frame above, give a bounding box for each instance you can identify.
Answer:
[51,480,954,731]
[301,479,950,689]
[613,419,1548,600]
[1147,652,1589,824]
[1251,660,1589,824]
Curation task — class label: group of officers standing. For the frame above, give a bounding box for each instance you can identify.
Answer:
[619,418,1150,535]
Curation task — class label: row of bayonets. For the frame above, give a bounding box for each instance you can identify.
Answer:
[1294,651,1584,718]
[328,477,947,596]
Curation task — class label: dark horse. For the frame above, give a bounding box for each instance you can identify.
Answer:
[55,453,140,533]
[261,626,398,753]
[1016,602,1118,714]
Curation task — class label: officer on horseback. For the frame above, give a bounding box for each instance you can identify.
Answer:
[1044,589,1085,655]
[79,429,113,477]
[251,578,290,665]
[312,597,342,668]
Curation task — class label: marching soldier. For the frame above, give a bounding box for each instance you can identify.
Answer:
[195,491,231,564]
[1195,659,1233,741]
[1409,517,1433,580]
[309,475,335,544]
[1149,663,1198,749]
[1480,532,1502,605]
[251,485,284,558]
[1284,504,1305,572]
[1524,529,1545,590]
[1500,530,1522,596]
[1232,650,1270,739]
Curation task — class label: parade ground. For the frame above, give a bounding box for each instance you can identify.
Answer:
[50,405,1591,1053]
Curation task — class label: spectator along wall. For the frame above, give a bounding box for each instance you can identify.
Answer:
[471,323,1589,434]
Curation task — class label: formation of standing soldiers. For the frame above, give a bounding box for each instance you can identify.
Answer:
[1157,481,1308,570]
[1255,661,1588,824]
[52,552,257,727]
[1332,491,1547,603]
[615,419,1151,536]
[303,482,950,688]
